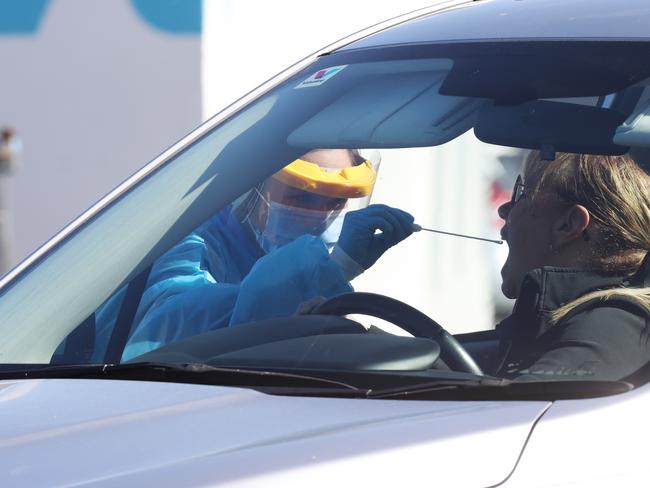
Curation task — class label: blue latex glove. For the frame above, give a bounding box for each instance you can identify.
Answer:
[232,235,352,324]
[336,204,415,270]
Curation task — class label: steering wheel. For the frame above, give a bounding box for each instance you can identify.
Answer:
[310,292,483,375]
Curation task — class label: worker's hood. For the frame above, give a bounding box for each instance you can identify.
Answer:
[0,378,550,487]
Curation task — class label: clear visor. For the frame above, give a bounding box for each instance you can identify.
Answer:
[256,149,380,250]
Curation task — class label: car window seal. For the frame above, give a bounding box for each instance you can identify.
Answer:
[0,362,362,391]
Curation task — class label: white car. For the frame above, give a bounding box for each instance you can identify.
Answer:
[2,0,650,486]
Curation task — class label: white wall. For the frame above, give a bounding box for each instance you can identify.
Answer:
[0,0,201,268]
[202,0,438,119]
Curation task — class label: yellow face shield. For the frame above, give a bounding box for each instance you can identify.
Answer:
[272,158,377,198]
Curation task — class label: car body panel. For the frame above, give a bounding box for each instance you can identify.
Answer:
[0,378,549,487]
[503,383,650,487]
[340,0,650,52]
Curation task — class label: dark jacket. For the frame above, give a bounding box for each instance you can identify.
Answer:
[494,266,650,381]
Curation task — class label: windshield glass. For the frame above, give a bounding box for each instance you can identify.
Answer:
[2,40,650,397]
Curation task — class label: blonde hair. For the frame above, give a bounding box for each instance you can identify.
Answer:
[523,151,650,324]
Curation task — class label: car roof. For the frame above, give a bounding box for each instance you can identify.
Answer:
[337,0,650,52]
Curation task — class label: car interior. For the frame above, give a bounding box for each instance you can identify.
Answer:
[3,40,650,394]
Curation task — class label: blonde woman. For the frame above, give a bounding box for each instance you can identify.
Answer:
[495,151,650,380]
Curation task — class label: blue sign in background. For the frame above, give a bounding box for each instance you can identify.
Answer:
[0,0,201,34]
[131,0,202,34]
[0,0,49,33]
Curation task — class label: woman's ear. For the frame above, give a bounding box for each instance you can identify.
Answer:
[552,204,590,249]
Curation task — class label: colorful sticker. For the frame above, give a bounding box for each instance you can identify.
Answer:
[295,65,347,89]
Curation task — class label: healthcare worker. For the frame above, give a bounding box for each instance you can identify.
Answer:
[96,149,414,361]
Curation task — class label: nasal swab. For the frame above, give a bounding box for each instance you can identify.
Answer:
[412,224,503,245]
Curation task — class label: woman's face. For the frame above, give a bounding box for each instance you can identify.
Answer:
[497,169,562,299]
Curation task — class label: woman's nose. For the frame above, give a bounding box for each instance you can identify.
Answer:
[498,201,512,220]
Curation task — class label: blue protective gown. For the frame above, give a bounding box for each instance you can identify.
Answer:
[95,206,352,361]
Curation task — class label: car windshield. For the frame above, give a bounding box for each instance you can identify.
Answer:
[1,38,650,398]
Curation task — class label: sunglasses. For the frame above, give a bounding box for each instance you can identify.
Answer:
[510,175,528,205]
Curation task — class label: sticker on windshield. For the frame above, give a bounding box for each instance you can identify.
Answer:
[295,65,347,89]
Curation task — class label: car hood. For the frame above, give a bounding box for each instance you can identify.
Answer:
[0,378,550,487]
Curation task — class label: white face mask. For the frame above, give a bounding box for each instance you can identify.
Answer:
[245,189,341,253]
[258,201,338,253]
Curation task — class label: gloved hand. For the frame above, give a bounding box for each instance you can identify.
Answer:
[335,204,415,271]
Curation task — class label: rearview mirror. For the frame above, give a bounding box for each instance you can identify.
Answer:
[474,100,628,157]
